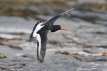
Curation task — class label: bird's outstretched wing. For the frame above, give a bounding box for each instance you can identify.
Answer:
[59,8,75,16]
[36,30,48,62]
[43,8,75,29]
[29,22,40,40]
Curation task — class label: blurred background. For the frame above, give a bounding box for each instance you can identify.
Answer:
[0,0,107,57]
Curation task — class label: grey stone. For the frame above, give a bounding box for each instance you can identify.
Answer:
[0,6,107,70]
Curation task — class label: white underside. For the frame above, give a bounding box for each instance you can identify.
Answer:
[33,22,44,37]
[36,34,42,58]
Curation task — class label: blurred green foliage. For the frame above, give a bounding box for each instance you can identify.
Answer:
[81,3,107,11]
[0,0,106,17]
[0,0,68,17]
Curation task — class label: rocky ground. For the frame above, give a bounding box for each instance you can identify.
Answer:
[0,15,107,71]
[0,0,107,71]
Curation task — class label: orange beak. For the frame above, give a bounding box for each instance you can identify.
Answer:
[60,28,69,32]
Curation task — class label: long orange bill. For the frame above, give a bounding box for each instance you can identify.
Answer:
[60,28,69,32]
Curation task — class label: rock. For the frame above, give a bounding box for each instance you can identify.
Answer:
[78,0,106,4]
[0,0,107,70]
[0,10,107,70]
[0,54,107,71]
[94,20,107,26]
[70,8,107,23]
[73,55,107,62]
[0,54,7,59]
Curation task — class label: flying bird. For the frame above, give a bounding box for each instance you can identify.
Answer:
[29,8,75,63]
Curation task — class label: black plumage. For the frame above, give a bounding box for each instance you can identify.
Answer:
[29,8,75,62]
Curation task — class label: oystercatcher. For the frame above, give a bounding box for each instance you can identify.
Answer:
[29,8,75,62]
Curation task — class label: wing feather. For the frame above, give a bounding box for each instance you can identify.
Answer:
[43,8,75,30]
[36,31,48,62]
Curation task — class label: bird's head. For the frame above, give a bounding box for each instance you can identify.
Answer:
[50,25,69,32]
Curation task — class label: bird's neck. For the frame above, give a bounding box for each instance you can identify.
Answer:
[50,25,60,32]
